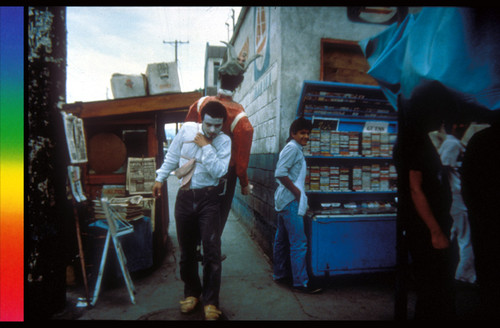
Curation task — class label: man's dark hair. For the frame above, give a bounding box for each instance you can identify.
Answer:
[443,115,469,134]
[201,101,227,122]
[219,73,244,91]
[287,117,312,142]
[406,81,459,133]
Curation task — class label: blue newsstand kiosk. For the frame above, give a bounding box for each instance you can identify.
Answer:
[296,81,398,278]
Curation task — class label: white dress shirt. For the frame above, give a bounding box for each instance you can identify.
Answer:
[439,134,465,195]
[155,122,231,189]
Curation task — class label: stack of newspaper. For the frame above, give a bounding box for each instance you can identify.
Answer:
[93,195,144,221]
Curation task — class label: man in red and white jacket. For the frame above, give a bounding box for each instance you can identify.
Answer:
[185,41,260,236]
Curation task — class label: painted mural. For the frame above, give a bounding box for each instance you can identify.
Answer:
[253,7,270,80]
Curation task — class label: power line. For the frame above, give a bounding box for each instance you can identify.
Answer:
[162,40,189,63]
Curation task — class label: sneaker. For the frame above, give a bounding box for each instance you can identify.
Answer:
[179,296,199,314]
[293,285,323,294]
[204,304,222,320]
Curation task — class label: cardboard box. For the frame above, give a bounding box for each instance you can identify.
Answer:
[110,73,147,99]
[145,62,181,95]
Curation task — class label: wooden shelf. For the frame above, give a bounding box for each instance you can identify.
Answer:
[86,174,126,185]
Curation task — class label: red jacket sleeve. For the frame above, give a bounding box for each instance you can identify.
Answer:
[231,116,254,188]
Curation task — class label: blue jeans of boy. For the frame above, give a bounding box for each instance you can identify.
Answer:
[273,200,309,287]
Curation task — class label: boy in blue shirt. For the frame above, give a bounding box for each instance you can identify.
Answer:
[273,117,321,293]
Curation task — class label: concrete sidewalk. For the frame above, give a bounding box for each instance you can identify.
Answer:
[57,175,415,321]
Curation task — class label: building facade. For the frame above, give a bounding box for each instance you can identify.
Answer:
[203,43,226,96]
[223,6,418,256]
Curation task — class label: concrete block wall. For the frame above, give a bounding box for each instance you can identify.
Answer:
[230,7,281,257]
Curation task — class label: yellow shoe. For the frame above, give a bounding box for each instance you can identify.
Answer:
[204,304,222,320]
[179,296,199,314]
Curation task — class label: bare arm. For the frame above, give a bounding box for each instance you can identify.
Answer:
[409,169,449,249]
[152,181,163,198]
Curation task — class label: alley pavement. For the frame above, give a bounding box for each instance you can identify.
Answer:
[55,175,480,321]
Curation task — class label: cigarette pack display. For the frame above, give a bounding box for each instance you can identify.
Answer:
[352,165,362,191]
[297,81,398,276]
[339,132,350,156]
[310,129,321,156]
[330,131,340,156]
[306,164,397,193]
[370,164,380,191]
[389,164,397,190]
[303,141,311,156]
[361,133,372,156]
[330,166,340,191]
[321,130,331,156]
[348,132,360,156]
[380,133,390,157]
[339,167,350,191]
[307,128,396,158]
[380,165,390,191]
[371,133,381,157]
[362,165,372,190]
[309,166,320,191]
[320,166,330,191]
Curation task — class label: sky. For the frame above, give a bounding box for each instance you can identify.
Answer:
[66,6,241,103]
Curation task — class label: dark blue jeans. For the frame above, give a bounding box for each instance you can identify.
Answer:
[175,186,222,307]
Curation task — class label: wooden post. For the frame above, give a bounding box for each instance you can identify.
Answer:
[71,199,91,307]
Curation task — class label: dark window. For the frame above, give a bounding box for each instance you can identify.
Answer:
[213,62,220,85]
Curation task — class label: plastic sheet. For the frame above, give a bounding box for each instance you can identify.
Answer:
[359,7,500,112]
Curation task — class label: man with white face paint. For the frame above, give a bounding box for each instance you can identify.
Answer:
[185,42,260,263]
[153,101,231,320]
[201,113,224,139]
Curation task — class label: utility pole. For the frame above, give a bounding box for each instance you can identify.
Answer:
[231,8,235,30]
[163,40,189,63]
[225,9,236,42]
